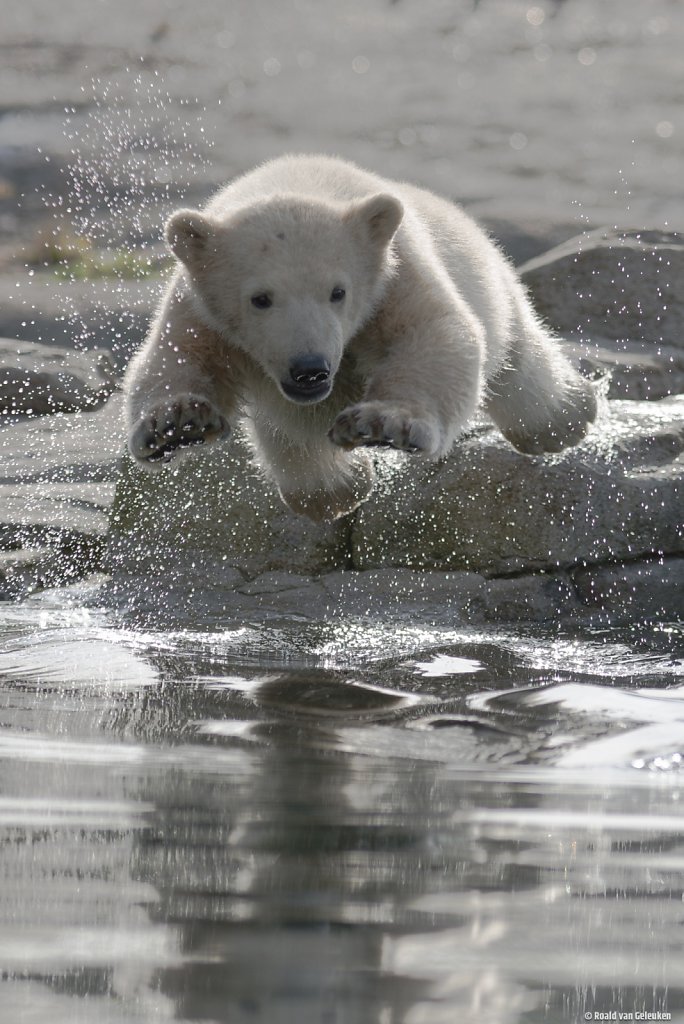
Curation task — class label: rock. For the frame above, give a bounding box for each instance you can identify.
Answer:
[520,229,684,345]
[0,337,118,415]
[573,556,684,622]
[106,394,684,624]
[0,532,102,599]
[352,397,684,576]
[521,230,684,399]
[0,394,125,596]
[559,337,684,401]
[107,429,351,580]
[318,568,580,625]
[100,564,583,631]
[0,394,124,533]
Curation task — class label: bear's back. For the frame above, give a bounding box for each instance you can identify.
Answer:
[206,154,393,216]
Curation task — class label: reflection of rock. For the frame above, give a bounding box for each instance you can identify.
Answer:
[521,230,684,399]
[0,337,118,415]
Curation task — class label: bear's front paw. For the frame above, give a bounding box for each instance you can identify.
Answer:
[329,402,440,456]
[128,394,230,469]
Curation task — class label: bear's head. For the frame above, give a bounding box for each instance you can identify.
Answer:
[165,193,403,404]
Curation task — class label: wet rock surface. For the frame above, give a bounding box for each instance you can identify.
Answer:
[108,431,351,580]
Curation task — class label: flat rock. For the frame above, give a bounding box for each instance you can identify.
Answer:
[0,275,156,369]
[99,563,583,631]
[0,394,125,511]
[0,337,118,415]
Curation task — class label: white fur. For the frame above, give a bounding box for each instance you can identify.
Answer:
[125,154,597,521]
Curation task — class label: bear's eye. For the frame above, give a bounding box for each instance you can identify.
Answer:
[330,286,346,303]
[251,293,273,310]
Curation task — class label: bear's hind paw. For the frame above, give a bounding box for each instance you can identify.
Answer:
[502,381,598,456]
[129,394,230,469]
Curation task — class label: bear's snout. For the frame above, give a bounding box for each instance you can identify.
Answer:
[281,355,332,403]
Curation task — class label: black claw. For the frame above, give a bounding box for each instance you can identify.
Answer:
[144,434,207,463]
[176,436,205,449]
[365,437,395,448]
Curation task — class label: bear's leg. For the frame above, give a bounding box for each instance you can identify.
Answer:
[330,304,485,459]
[484,322,597,455]
[249,419,375,522]
[126,294,243,471]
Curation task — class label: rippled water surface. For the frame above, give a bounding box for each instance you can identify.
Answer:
[2,585,684,1023]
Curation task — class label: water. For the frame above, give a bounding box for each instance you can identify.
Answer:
[2,585,684,1023]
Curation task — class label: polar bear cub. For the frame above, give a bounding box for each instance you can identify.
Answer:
[125,154,596,521]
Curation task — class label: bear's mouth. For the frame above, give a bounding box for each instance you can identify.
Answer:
[280,378,332,404]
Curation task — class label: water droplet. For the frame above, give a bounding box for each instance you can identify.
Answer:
[398,127,417,147]
[510,132,528,151]
[656,121,674,139]
[263,57,282,77]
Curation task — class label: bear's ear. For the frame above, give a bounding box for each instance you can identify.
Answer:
[165,209,213,266]
[348,193,403,246]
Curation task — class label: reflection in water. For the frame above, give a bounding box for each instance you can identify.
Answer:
[0,601,683,1022]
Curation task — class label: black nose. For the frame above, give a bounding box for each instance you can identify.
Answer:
[289,355,330,388]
